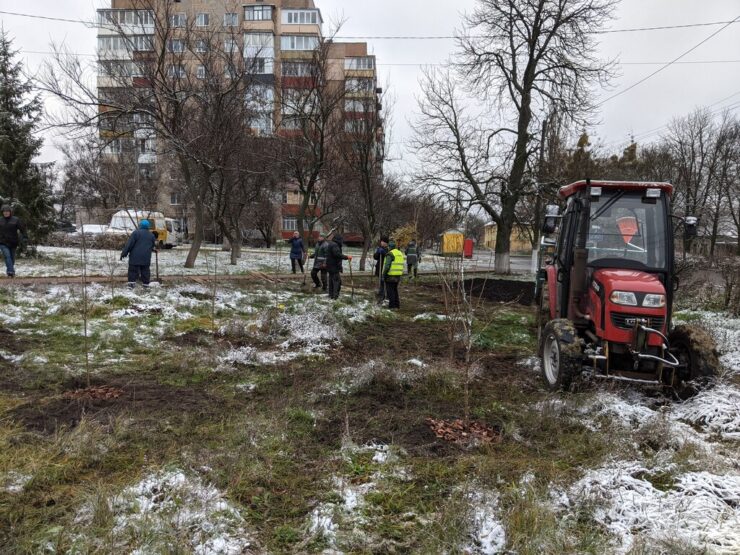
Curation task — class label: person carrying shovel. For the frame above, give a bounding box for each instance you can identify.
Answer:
[121,219,157,288]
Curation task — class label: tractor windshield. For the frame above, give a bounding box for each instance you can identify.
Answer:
[586,191,668,270]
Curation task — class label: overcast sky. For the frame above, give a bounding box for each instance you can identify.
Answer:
[1,0,739,177]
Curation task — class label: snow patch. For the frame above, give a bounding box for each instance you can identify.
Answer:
[672,384,740,440]
[565,461,740,554]
[464,491,507,555]
[76,469,253,554]
[2,472,32,494]
[413,312,448,322]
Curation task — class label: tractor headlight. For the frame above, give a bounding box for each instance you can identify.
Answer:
[610,291,638,306]
[643,294,666,308]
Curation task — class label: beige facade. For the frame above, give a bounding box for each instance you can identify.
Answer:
[97,0,382,240]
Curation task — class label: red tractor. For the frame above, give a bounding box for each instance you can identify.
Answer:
[536,180,719,393]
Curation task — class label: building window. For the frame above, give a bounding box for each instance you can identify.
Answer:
[196,13,209,27]
[224,66,237,79]
[167,65,186,78]
[244,33,274,47]
[253,113,273,135]
[224,13,239,27]
[346,77,375,92]
[98,36,129,52]
[245,5,272,21]
[98,10,154,26]
[345,99,373,113]
[168,39,185,53]
[224,38,239,53]
[282,192,289,204]
[196,65,206,79]
[104,139,124,155]
[345,57,374,70]
[170,192,182,205]
[169,13,186,28]
[282,217,297,231]
[280,35,318,51]
[195,39,208,53]
[132,35,153,52]
[281,61,314,77]
[248,57,273,75]
[345,119,370,133]
[282,10,320,25]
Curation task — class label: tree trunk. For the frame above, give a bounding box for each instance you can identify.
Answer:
[184,200,204,269]
[359,236,371,272]
[494,221,512,274]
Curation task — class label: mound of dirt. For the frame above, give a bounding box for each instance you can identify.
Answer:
[426,417,502,447]
[461,278,535,306]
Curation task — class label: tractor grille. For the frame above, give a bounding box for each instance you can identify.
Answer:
[611,313,665,331]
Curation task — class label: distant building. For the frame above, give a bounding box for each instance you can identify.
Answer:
[484,223,534,253]
[96,0,383,242]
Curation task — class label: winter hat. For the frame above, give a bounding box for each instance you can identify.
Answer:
[334,235,344,245]
[140,219,151,229]
[388,240,397,249]
[1,205,12,214]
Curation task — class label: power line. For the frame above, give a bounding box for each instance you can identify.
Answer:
[1,9,738,39]
[598,15,740,107]
[337,20,740,39]
[601,90,740,150]
[18,49,740,68]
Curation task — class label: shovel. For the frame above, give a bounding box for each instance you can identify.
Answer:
[348,257,355,302]
[155,249,161,283]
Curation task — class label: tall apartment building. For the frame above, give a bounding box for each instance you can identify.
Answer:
[96,0,383,241]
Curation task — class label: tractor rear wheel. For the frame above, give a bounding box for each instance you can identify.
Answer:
[669,325,719,398]
[540,319,584,391]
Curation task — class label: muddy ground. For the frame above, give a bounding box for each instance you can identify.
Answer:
[0,277,738,554]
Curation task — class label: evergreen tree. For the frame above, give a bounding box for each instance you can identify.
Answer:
[0,31,53,246]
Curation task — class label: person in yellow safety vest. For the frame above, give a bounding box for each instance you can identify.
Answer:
[382,240,405,310]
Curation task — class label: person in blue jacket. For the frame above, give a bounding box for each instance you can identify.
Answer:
[121,219,157,288]
[287,231,306,274]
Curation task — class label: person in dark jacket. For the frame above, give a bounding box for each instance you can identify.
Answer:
[405,239,421,280]
[310,233,329,291]
[373,237,389,303]
[287,231,306,274]
[325,234,351,300]
[121,219,157,288]
[0,205,28,278]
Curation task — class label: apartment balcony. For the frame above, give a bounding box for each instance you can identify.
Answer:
[281,50,318,61]
[242,20,276,32]
[344,69,375,79]
[345,89,376,99]
[97,75,132,89]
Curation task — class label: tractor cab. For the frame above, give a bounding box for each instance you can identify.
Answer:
[536,180,717,394]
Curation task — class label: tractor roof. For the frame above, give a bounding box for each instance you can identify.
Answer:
[558,180,673,200]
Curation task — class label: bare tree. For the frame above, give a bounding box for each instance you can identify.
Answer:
[414,0,615,272]
[41,0,274,267]
[338,86,390,269]
[274,28,348,243]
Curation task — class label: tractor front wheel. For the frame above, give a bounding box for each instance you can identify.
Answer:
[540,319,584,391]
[669,325,719,398]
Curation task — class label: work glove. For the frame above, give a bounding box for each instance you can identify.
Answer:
[120,254,125,261]
[347,256,353,261]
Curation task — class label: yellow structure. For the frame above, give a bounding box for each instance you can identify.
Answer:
[484,223,533,253]
[440,230,464,256]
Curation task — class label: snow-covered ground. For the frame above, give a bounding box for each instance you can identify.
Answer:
[18,245,527,278]
[526,311,740,554]
[22,245,285,278]
[74,469,254,554]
